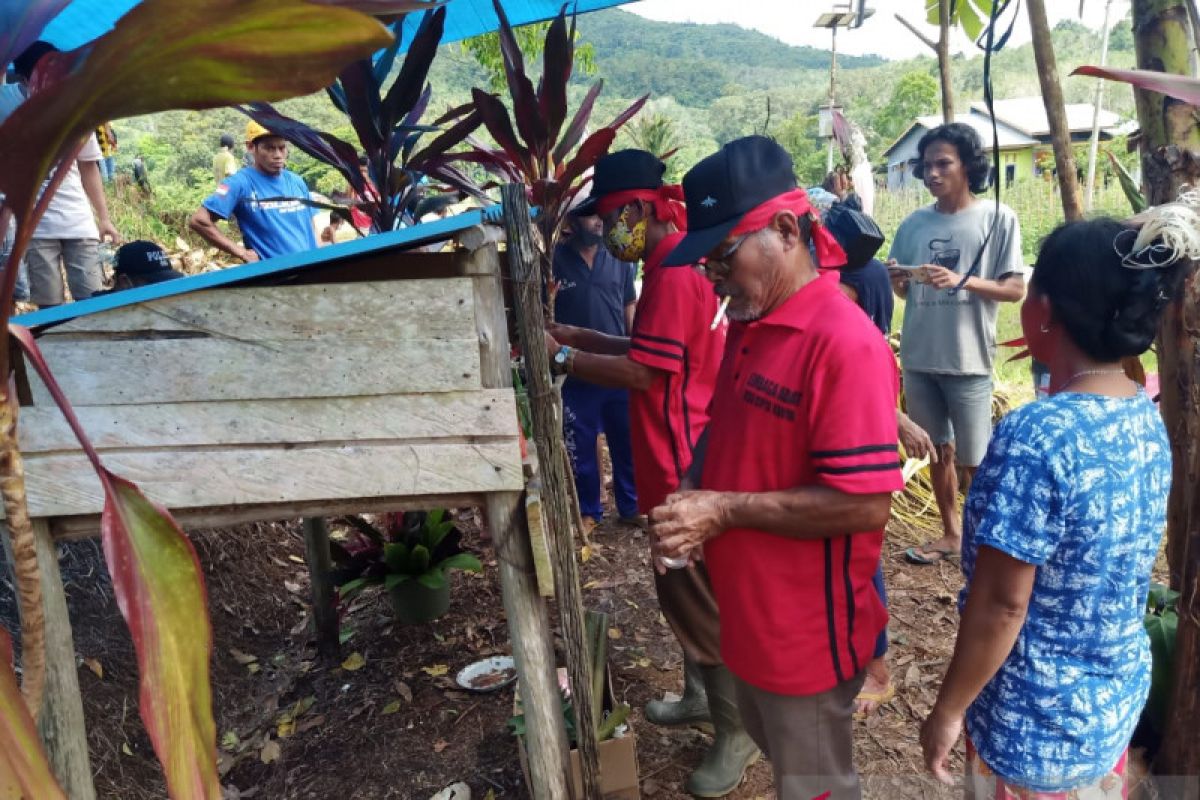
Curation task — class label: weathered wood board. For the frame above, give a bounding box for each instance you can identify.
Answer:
[16,266,524,524]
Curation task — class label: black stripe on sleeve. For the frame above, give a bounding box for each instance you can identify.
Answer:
[630,341,684,361]
[681,346,693,452]
[814,460,904,476]
[663,374,683,482]
[842,537,860,675]
[634,332,686,350]
[824,538,845,683]
[811,443,899,459]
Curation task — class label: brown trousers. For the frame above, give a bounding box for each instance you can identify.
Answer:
[733,672,866,800]
[653,562,722,666]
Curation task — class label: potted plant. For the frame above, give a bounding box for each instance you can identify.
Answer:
[332,510,482,624]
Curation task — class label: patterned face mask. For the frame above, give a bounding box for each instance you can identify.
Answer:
[605,206,648,262]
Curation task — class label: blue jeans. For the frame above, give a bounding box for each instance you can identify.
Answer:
[562,380,638,519]
[872,563,888,659]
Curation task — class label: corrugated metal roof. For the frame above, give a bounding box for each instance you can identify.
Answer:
[40,0,634,51]
[13,205,506,333]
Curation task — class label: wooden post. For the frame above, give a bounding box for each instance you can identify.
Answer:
[1027,0,1084,221]
[301,517,340,662]
[469,242,572,799]
[1,521,96,800]
[502,186,603,800]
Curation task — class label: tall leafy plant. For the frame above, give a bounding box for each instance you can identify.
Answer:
[0,0,395,796]
[432,0,649,294]
[462,21,596,92]
[243,4,484,234]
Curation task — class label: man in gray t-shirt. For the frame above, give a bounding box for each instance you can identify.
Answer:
[888,123,1025,565]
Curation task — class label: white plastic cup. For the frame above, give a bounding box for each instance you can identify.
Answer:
[656,553,690,570]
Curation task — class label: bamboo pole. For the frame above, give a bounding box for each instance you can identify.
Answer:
[502,185,602,800]
[470,241,573,799]
[1084,0,1114,211]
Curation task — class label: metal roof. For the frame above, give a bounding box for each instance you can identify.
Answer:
[882,111,1036,159]
[13,205,506,333]
[968,97,1122,137]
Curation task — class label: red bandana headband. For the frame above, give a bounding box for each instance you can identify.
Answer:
[729,188,847,268]
[594,186,688,230]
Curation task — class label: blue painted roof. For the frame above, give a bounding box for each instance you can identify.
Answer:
[13,205,507,332]
[41,0,631,51]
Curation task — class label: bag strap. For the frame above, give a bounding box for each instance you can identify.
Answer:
[947,219,996,297]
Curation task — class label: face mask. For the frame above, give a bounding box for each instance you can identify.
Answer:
[605,206,648,262]
[572,227,604,249]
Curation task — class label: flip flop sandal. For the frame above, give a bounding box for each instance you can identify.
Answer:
[853,682,897,720]
[903,545,960,565]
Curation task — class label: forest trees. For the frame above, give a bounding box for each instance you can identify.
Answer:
[876,71,940,143]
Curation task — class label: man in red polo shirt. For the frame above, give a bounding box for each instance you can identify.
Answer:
[545,150,755,797]
[650,136,903,800]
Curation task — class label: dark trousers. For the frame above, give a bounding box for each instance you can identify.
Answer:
[734,672,867,800]
[562,380,638,519]
[654,562,723,666]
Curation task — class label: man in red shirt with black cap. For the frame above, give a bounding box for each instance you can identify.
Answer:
[650,136,903,800]
[545,150,755,797]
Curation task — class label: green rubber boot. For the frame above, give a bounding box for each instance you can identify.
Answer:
[685,666,760,798]
[645,657,710,727]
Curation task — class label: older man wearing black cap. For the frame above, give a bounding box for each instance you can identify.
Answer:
[545,150,756,797]
[649,136,903,799]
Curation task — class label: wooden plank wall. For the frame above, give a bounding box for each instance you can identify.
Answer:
[17,254,524,527]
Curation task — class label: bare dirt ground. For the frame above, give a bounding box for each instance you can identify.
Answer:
[0,506,1158,799]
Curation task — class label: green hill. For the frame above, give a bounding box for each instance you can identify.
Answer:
[576,9,884,106]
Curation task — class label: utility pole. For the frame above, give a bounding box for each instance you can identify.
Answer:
[828,24,839,172]
[1084,0,1114,210]
[814,4,872,173]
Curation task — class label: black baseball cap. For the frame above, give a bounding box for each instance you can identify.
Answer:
[663,136,797,267]
[114,241,185,284]
[573,149,666,216]
[13,41,57,81]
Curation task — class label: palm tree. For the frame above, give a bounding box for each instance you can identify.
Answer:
[623,112,680,162]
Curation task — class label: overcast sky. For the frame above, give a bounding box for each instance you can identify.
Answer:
[626,0,1131,59]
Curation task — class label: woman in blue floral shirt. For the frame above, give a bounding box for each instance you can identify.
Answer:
[920,214,1193,797]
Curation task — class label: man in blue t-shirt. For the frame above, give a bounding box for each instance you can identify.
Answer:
[189,120,318,262]
[550,209,639,529]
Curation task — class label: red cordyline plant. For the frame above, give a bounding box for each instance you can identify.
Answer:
[429,0,649,293]
[0,1,414,796]
[242,2,486,234]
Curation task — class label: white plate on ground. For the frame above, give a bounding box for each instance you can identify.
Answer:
[456,656,518,693]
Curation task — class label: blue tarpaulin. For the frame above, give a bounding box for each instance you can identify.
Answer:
[40,0,632,51]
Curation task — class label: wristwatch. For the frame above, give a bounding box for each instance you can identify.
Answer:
[551,345,574,375]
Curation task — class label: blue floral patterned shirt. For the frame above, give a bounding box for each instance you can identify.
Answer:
[960,390,1170,791]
